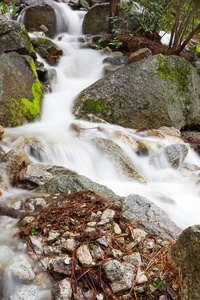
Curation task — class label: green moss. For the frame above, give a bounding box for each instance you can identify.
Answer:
[8,59,43,126]
[156,54,191,105]
[83,98,107,116]
[4,102,13,114]
[21,29,36,58]
[156,55,189,94]
[10,111,18,127]
[138,99,152,110]
[36,38,50,45]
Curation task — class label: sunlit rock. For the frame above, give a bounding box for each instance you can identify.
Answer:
[129,47,152,63]
[138,140,161,155]
[13,135,48,162]
[113,130,139,152]
[158,126,181,137]
[76,245,93,265]
[0,126,4,139]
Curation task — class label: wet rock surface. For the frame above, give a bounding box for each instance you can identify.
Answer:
[92,137,146,183]
[31,37,63,65]
[22,0,68,38]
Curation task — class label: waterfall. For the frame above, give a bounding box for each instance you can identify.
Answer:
[3,2,200,231]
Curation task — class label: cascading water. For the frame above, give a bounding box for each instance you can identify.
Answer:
[1,3,200,298]
[3,2,200,229]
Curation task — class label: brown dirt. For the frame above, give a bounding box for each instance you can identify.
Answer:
[119,34,171,56]
[107,33,171,55]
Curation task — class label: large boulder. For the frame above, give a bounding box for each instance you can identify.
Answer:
[0,20,36,59]
[0,51,43,127]
[169,225,200,299]
[82,3,109,35]
[82,2,141,35]
[21,0,68,38]
[73,54,200,130]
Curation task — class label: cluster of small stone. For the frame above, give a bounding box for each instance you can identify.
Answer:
[9,190,180,300]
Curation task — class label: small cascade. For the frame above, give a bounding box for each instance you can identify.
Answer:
[17,0,85,37]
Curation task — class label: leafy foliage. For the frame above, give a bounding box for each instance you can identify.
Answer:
[108,0,200,54]
[0,1,19,19]
[109,23,123,49]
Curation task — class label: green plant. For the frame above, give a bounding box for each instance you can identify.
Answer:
[109,23,123,49]
[30,227,38,235]
[136,0,173,35]
[108,0,137,49]
[11,2,18,17]
[90,244,97,250]
[196,44,200,53]
[0,2,19,18]
[150,278,165,293]
[95,43,103,50]
[0,2,9,15]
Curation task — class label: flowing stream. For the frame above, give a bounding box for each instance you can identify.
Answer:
[3,1,200,229]
[0,3,200,298]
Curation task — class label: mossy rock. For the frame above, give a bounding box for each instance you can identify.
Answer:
[73,54,200,130]
[31,37,63,65]
[0,51,43,127]
[0,20,36,59]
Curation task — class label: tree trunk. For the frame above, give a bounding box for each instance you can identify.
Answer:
[108,0,119,33]
[174,22,200,54]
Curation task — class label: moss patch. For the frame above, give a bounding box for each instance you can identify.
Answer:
[156,54,191,107]
[156,54,190,96]
[8,59,43,126]
[83,98,107,116]
[22,29,36,58]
